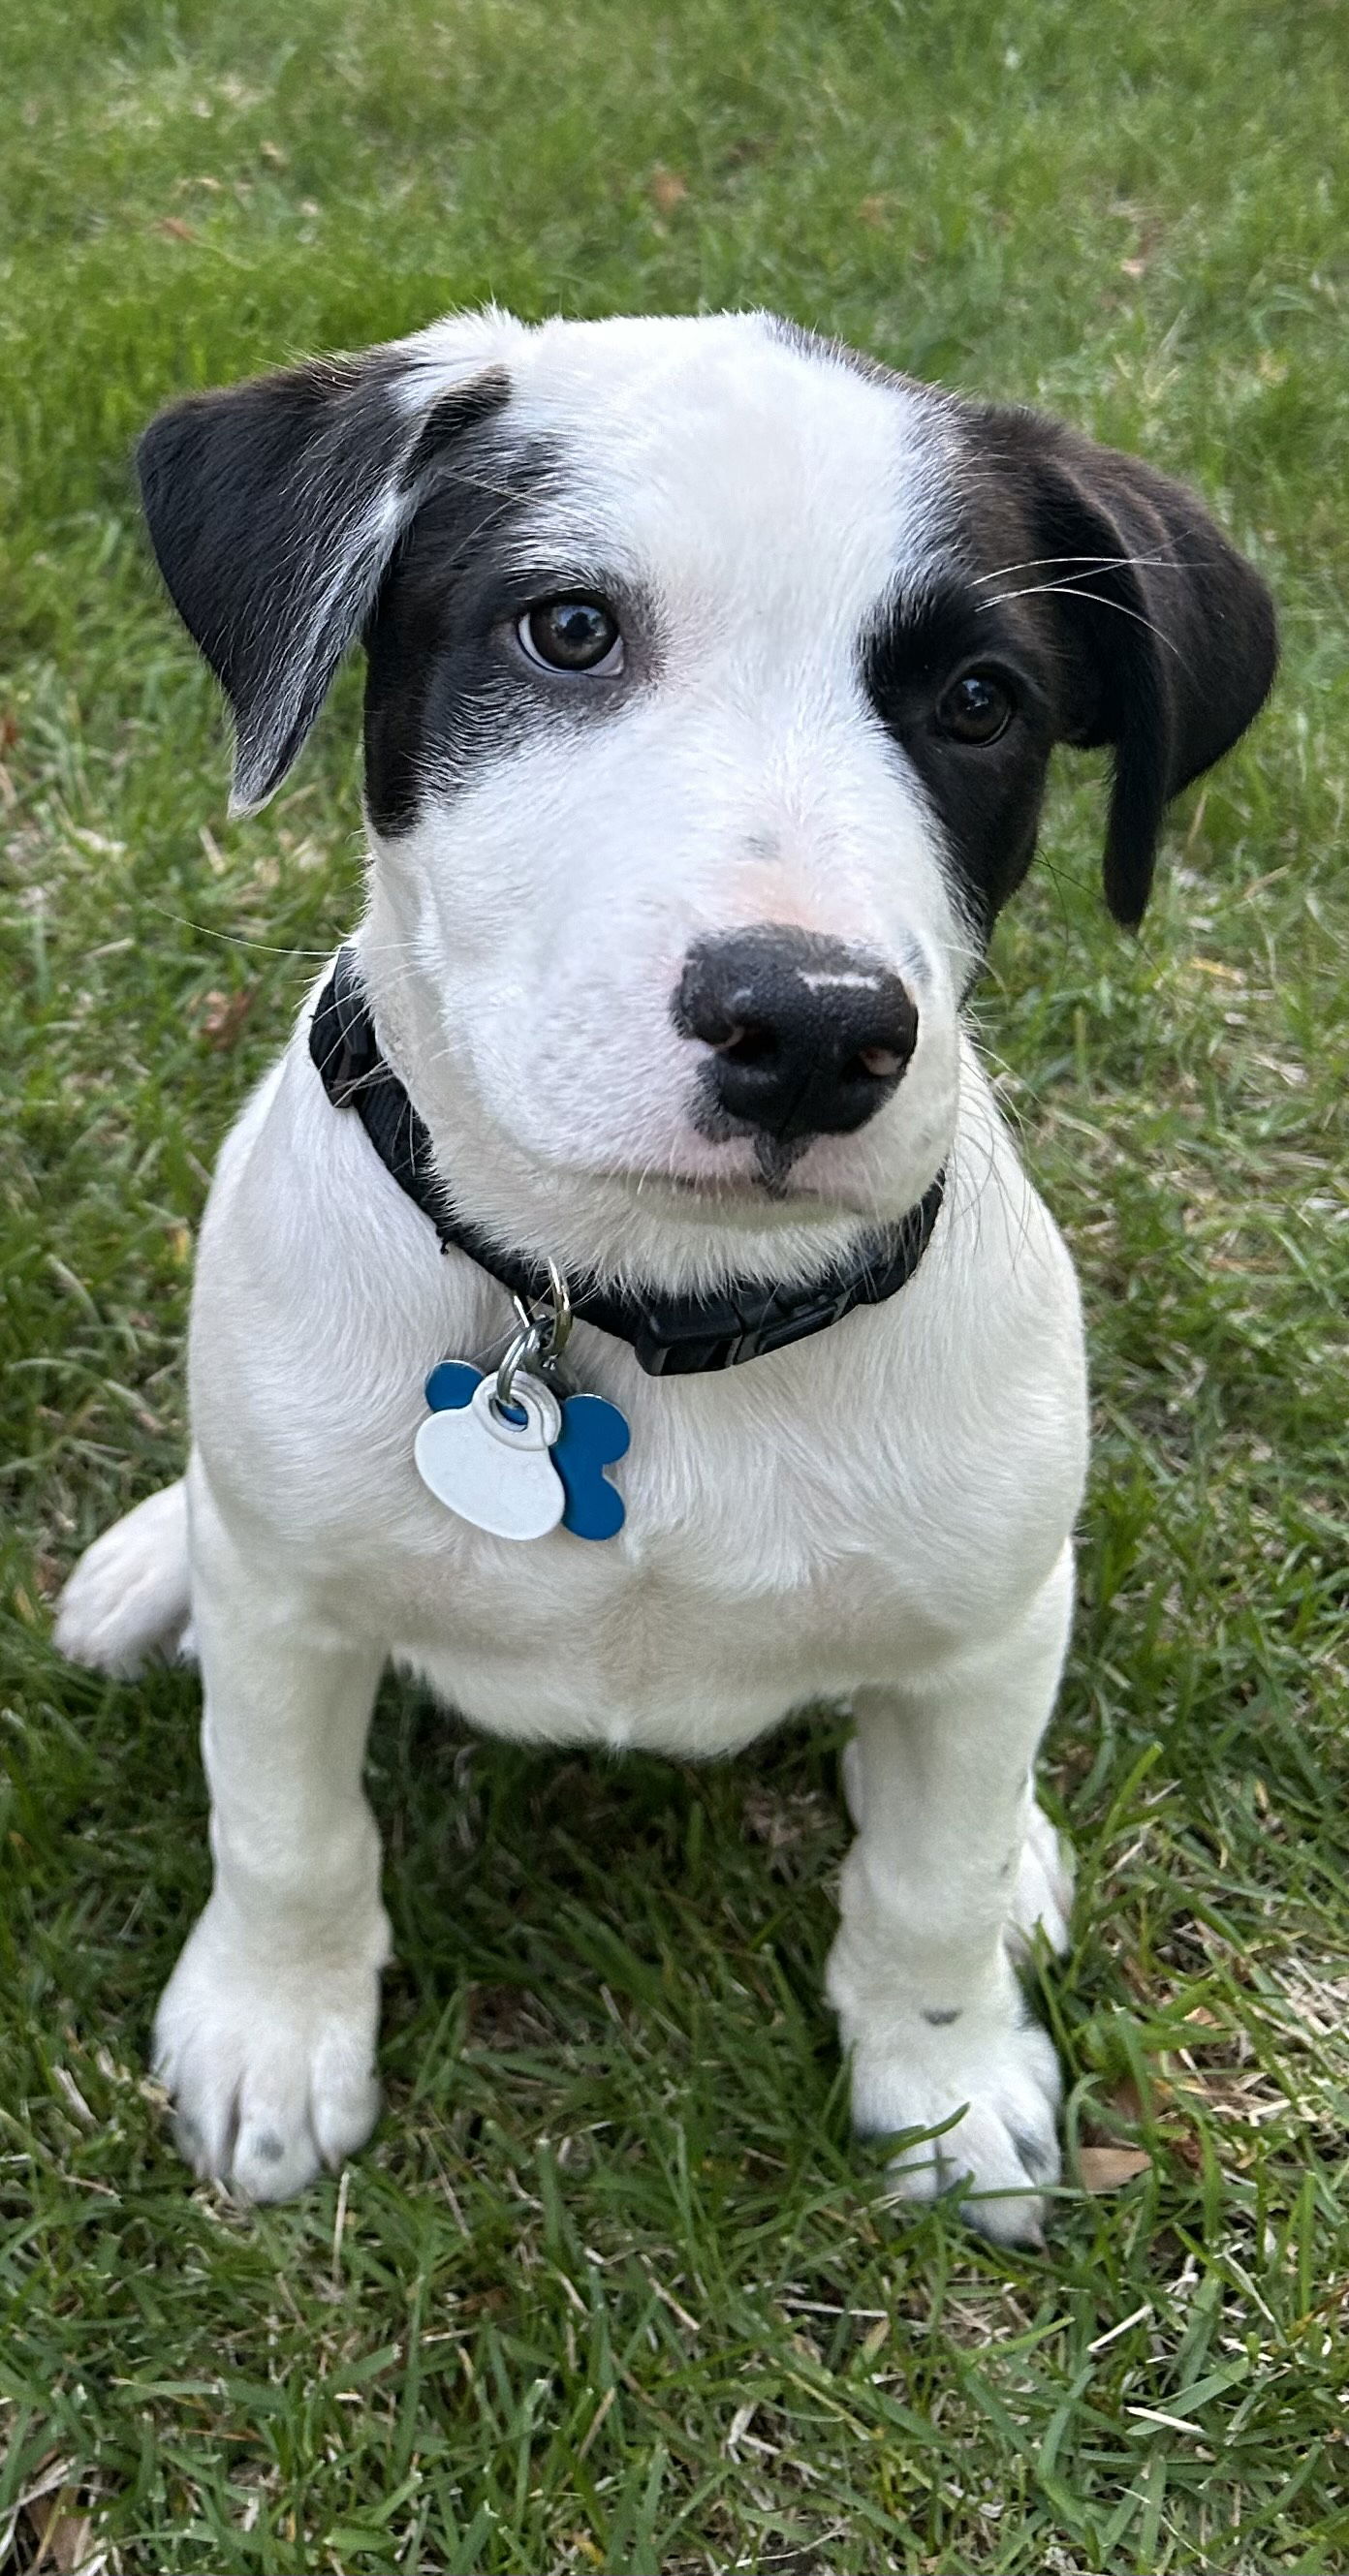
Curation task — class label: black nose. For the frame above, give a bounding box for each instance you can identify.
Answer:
[673,926,919,1142]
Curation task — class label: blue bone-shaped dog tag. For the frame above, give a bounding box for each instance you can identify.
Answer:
[549,1391,630,1540]
[424,1365,629,1541]
[424,1362,488,1413]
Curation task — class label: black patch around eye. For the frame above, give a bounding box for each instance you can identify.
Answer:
[361,432,545,836]
[361,440,645,837]
[862,585,1055,943]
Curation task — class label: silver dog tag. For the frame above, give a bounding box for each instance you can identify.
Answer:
[414,1372,565,1540]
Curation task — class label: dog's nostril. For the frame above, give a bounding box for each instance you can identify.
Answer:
[714,1022,774,1068]
[856,1043,903,1081]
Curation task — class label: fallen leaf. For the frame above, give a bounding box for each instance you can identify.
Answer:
[648,165,688,215]
[154,216,198,242]
[259,139,288,167]
[1120,255,1147,278]
[1078,2146,1151,2191]
[199,985,255,1049]
[858,193,893,229]
[25,2485,101,2576]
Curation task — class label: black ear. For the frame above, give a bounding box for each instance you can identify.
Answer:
[986,418,1278,924]
[137,350,511,812]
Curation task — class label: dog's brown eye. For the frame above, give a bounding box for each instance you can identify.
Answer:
[934,670,1015,744]
[518,597,624,674]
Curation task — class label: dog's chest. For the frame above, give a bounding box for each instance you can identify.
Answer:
[394,1535,902,1754]
[373,1367,971,1754]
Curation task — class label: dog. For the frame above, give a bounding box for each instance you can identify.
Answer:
[54,309,1275,2241]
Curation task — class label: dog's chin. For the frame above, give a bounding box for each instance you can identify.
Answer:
[606,1159,885,1229]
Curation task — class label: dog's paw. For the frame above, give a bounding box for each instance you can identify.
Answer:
[153,1903,385,2202]
[851,2008,1062,2247]
[55,1480,192,1678]
[1006,1798,1075,1962]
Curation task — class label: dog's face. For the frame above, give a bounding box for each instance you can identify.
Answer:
[139,311,1275,1272]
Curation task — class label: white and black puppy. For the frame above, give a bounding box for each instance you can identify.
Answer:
[56,310,1275,2242]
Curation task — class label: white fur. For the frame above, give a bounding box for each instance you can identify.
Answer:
[57,312,1089,2243]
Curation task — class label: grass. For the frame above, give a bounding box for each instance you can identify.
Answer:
[1,0,1347,2565]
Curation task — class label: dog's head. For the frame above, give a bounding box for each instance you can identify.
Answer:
[139,310,1275,1285]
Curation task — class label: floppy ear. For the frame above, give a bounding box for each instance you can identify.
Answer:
[137,345,512,813]
[989,419,1278,925]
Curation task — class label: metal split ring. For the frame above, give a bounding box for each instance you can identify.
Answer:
[494,1259,573,1415]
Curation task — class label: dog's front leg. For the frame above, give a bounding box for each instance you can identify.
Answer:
[827,1541,1075,2245]
[153,1482,389,2202]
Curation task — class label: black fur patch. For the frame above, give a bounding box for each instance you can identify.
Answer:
[863,578,1058,944]
[361,434,546,838]
[362,467,650,839]
[138,356,512,810]
[399,373,511,491]
[862,408,1276,937]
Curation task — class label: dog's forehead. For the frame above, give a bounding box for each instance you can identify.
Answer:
[412,312,959,608]
[519,317,955,601]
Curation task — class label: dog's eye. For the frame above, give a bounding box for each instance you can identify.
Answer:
[933,670,1015,744]
[517,597,624,675]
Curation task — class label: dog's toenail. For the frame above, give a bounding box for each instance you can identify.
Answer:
[253,2132,286,2163]
[923,2006,960,2026]
[1009,2125,1051,2175]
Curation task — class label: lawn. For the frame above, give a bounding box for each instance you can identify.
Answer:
[2,0,1347,2567]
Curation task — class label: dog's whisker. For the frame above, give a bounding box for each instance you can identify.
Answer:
[967,549,1208,587]
[974,579,1189,662]
[137,901,343,963]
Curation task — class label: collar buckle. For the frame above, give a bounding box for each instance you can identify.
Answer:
[633,1277,862,1376]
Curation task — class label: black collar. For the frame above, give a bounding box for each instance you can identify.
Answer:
[310,947,945,1377]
